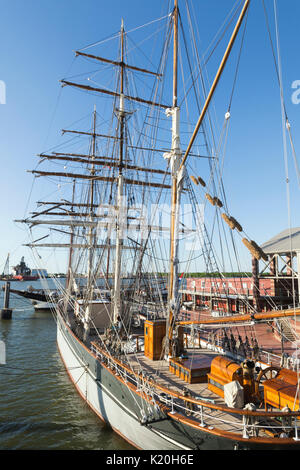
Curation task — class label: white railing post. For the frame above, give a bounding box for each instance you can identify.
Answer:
[242,416,249,439]
[294,418,300,441]
[199,405,206,427]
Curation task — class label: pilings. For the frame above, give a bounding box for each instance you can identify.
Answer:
[1,281,12,319]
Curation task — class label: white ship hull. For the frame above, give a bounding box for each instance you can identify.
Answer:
[56,313,189,450]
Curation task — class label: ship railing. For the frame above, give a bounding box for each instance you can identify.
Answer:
[143,374,300,439]
[91,341,300,439]
[148,382,300,440]
[259,350,281,367]
[186,331,295,370]
[277,302,300,311]
[152,389,300,440]
[99,334,279,392]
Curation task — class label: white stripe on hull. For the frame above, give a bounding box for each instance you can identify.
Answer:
[57,318,189,450]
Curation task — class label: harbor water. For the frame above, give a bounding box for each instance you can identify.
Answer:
[0,279,134,450]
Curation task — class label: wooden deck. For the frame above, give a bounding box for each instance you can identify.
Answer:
[128,349,218,397]
[124,348,284,438]
[87,321,292,440]
[87,324,299,442]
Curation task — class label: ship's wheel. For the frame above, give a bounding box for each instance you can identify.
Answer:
[254,366,281,402]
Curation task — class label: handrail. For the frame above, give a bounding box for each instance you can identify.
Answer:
[91,341,300,419]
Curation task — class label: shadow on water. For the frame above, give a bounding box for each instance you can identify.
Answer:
[0,418,133,450]
[0,420,107,433]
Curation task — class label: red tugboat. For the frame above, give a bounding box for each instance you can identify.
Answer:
[12,257,38,281]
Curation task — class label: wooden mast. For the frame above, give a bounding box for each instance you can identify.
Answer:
[167,0,181,356]
[65,179,76,294]
[167,0,250,356]
[113,19,126,323]
[87,105,97,289]
[179,0,250,171]
[84,106,97,338]
[173,0,178,110]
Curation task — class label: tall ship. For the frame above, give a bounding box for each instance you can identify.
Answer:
[17,0,300,450]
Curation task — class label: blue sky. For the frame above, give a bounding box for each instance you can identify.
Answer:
[0,0,300,273]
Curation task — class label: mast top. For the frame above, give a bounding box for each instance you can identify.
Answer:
[173,0,178,108]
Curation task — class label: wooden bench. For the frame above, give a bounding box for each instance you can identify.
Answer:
[263,369,299,410]
[169,354,214,384]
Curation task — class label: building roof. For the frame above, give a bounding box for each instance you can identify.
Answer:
[261,227,300,254]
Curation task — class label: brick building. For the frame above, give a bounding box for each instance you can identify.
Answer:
[180,228,300,315]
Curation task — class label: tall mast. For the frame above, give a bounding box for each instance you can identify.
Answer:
[179,0,250,170]
[90,105,97,209]
[166,0,250,356]
[84,105,97,337]
[113,19,126,323]
[87,105,97,290]
[167,0,182,356]
[65,179,76,294]
[173,0,178,108]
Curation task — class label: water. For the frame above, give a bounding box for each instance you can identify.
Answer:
[0,280,134,450]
